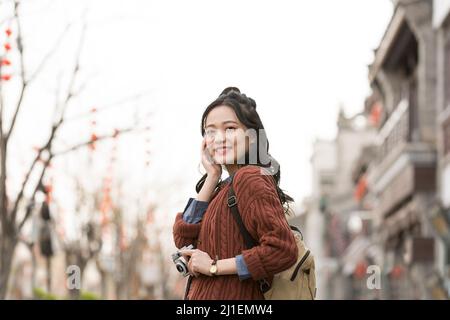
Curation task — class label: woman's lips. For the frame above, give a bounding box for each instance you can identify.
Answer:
[215,147,231,155]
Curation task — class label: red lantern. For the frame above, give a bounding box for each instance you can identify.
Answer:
[1,59,11,66]
[89,133,97,150]
[354,174,368,202]
[4,43,11,51]
[354,261,368,279]
[390,265,404,279]
[44,183,53,204]
[369,102,382,127]
[5,29,12,37]
[1,74,11,81]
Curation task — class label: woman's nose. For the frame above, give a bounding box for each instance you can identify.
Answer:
[213,130,226,142]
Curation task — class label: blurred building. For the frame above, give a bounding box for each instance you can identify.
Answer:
[299,139,336,299]
[367,0,439,299]
[327,111,377,299]
[305,0,450,299]
[303,110,376,299]
[433,0,450,297]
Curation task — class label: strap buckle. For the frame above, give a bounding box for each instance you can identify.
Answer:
[259,279,271,293]
[227,195,237,207]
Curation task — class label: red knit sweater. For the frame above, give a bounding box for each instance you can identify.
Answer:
[173,165,298,300]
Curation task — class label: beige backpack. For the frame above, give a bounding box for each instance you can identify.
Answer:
[228,175,317,300]
[262,226,316,300]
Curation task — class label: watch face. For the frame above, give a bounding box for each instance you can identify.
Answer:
[210,265,217,274]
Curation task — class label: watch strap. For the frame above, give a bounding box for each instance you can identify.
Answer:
[210,255,219,276]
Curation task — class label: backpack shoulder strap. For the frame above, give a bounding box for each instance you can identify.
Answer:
[227,172,270,293]
[227,173,258,249]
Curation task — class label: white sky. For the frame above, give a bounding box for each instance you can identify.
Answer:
[2,0,394,244]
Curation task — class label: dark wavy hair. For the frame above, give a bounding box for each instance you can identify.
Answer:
[196,86,294,215]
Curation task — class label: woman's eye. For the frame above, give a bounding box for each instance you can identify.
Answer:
[225,127,236,132]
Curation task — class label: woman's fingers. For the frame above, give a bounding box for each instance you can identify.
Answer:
[202,137,210,158]
[181,249,198,276]
[187,257,199,277]
[200,136,222,178]
[201,138,213,169]
[180,249,194,256]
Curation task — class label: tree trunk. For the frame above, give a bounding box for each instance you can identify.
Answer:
[31,244,36,298]
[0,232,17,299]
[99,269,107,299]
[46,257,51,294]
[65,249,87,300]
[95,259,107,299]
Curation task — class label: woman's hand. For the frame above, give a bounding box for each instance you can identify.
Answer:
[201,136,222,179]
[180,248,214,277]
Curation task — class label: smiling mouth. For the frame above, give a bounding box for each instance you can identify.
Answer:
[214,147,231,154]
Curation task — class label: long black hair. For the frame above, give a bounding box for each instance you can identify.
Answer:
[196,86,294,215]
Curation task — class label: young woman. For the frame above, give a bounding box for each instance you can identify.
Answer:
[172,87,298,300]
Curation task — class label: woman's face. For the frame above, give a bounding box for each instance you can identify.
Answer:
[204,105,251,165]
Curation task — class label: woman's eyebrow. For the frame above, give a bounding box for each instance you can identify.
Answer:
[205,120,238,128]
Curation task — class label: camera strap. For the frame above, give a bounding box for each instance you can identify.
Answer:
[183,275,193,300]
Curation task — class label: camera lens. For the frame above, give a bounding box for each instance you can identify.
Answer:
[176,265,184,273]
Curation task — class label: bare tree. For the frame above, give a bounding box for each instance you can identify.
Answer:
[61,177,102,299]
[0,1,147,299]
[113,209,148,299]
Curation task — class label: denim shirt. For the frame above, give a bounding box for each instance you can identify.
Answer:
[182,176,251,281]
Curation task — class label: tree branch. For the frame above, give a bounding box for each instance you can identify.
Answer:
[18,154,51,231]
[0,56,4,136]
[10,21,87,224]
[16,126,140,232]
[5,0,28,143]
[51,127,135,158]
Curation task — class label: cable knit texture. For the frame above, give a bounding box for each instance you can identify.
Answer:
[173,165,298,300]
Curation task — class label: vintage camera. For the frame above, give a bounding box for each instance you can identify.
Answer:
[172,244,194,277]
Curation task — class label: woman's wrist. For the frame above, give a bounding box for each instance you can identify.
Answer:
[215,258,237,276]
[197,175,220,202]
[205,173,220,183]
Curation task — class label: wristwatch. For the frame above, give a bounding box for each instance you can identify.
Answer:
[209,255,218,276]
